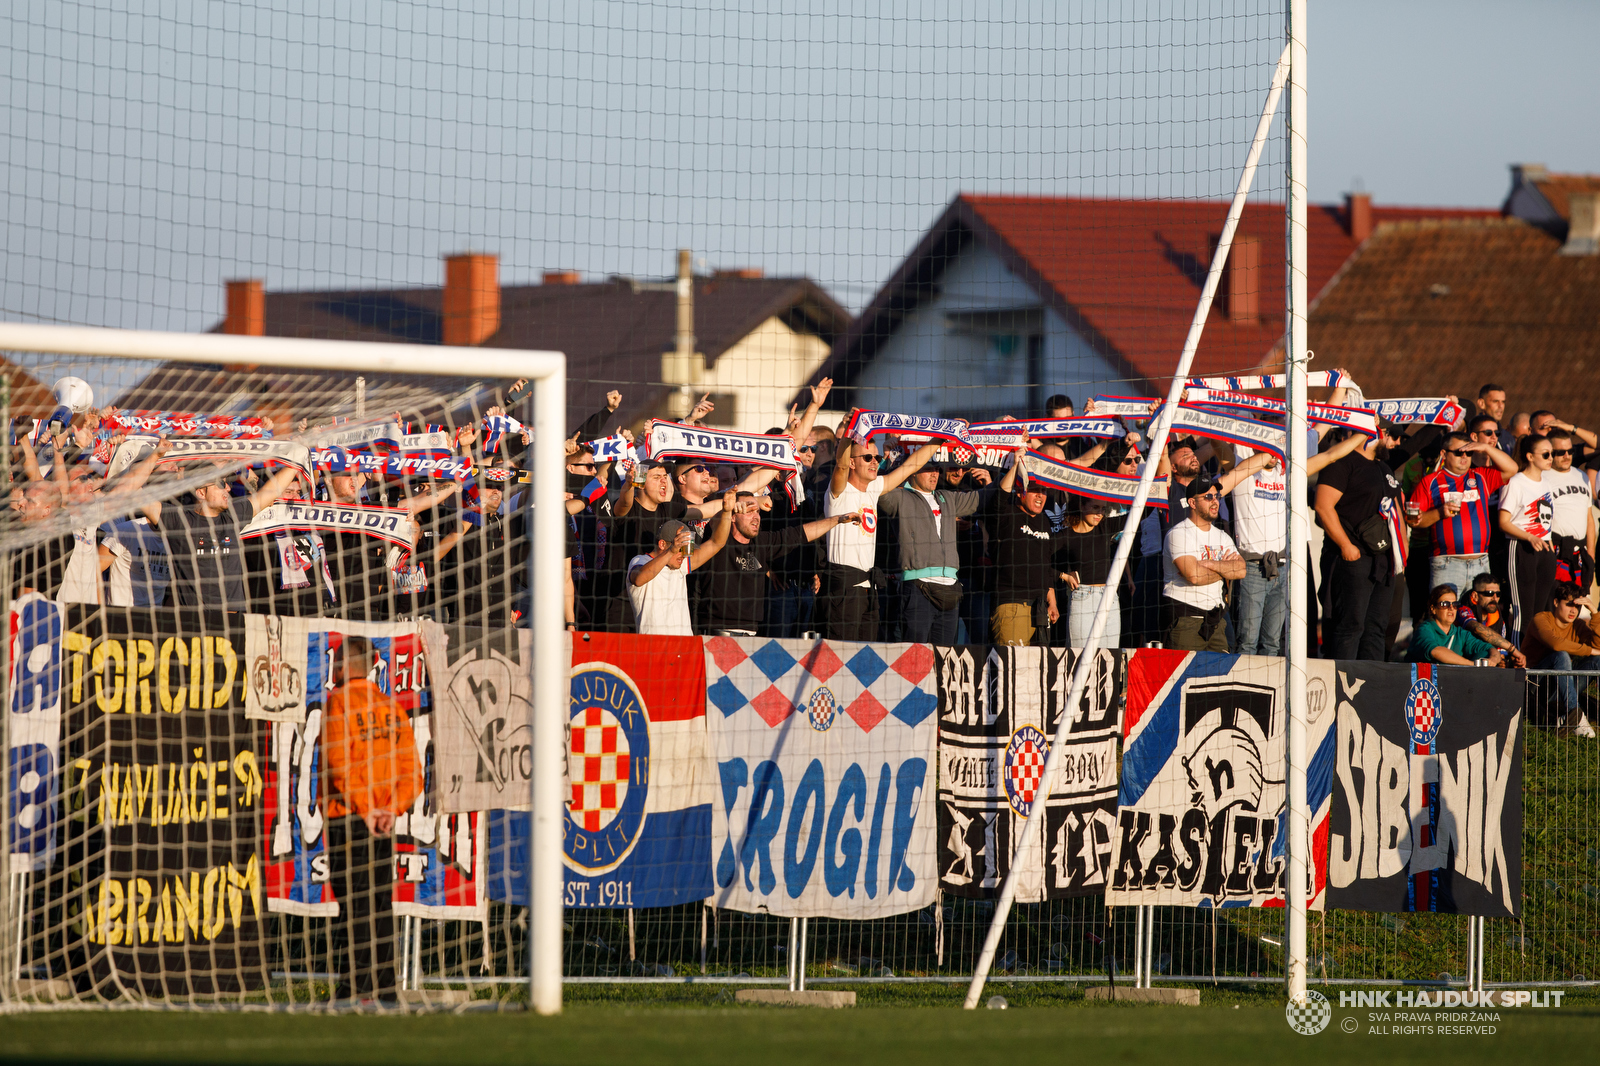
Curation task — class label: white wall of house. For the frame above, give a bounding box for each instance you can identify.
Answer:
[849,241,1130,418]
[692,315,833,433]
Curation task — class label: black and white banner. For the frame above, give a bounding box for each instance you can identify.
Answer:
[936,647,1124,901]
[646,419,797,470]
[1325,663,1522,917]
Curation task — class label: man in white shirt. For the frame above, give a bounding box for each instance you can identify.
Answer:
[821,427,937,640]
[627,499,734,635]
[1164,476,1245,652]
[1545,428,1597,593]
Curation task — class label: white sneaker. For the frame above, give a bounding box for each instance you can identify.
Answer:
[1575,713,1597,739]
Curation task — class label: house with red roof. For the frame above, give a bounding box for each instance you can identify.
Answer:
[802,190,1495,418]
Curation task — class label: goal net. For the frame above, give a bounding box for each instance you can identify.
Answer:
[2,334,566,1010]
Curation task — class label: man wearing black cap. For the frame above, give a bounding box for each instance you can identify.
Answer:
[986,446,1062,646]
[1315,420,1413,659]
[1162,474,1245,651]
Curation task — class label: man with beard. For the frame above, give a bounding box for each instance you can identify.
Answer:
[986,446,1061,647]
[1315,419,1410,659]
[877,456,985,643]
[697,491,860,635]
[1543,427,1597,593]
[1163,475,1245,651]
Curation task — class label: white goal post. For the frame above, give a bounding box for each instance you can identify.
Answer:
[0,321,569,1016]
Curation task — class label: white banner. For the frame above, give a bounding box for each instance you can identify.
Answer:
[705,637,939,918]
[243,614,312,722]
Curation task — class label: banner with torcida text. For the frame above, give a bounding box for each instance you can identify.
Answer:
[1325,662,1522,917]
[61,606,268,996]
[936,646,1124,901]
[1107,651,1337,910]
[704,637,939,919]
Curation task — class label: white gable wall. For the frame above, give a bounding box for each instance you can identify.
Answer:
[850,241,1133,418]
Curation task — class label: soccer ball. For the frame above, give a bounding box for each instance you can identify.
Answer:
[52,376,94,413]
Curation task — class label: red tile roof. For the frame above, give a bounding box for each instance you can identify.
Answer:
[1527,174,1600,223]
[811,194,1497,403]
[1303,217,1600,434]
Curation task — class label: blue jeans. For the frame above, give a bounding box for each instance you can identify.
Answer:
[1535,650,1600,714]
[1068,585,1120,648]
[1430,554,1490,601]
[1235,558,1285,656]
[903,583,960,643]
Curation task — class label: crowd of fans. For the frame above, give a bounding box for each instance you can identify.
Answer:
[9,375,1600,727]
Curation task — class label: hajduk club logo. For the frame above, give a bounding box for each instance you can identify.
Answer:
[806,686,838,731]
[1405,672,1443,748]
[1286,990,1333,1035]
[1003,725,1049,816]
[564,664,650,877]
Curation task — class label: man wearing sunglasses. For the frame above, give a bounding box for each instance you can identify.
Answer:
[1544,428,1597,593]
[1406,430,1516,603]
[1162,476,1245,651]
[822,425,939,640]
[1408,584,1517,667]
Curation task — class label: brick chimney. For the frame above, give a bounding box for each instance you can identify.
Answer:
[713,267,764,279]
[223,279,265,336]
[1214,234,1259,323]
[542,270,581,285]
[1561,191,1600,256]
[443,253,501,346]
[1345,193,1373,243]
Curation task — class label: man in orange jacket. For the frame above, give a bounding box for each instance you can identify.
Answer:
[322,635,423,1004]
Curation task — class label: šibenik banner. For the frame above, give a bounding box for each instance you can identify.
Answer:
[483,632,713,910]
[936,646,1124,901]
[1107,651,1337,909]
[646,419,797,471]
[704,637,938,918]
[1325,662,1522,918]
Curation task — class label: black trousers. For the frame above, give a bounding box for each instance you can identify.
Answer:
[326,815,397,1001]
[1507,539,1559,645]
[1326,549,1395,661]
[821,571,880,641]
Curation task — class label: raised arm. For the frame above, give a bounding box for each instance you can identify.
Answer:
[404,480,461,516]
[800,511,858,541]
[880,441,939,493]
[690,490,740,569]
[789,377,833,447]
[1306,430,1362,476]
[249,466,303,516]
[999,444,1028,494]
[1216,449,1273,494]
[830,432,855,499]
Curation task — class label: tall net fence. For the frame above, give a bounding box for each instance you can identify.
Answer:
[5,0,1599,1015]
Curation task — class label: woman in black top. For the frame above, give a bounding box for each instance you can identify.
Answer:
[1054,496,1129,649]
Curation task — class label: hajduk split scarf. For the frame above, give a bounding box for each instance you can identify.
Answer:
[840,410,970,447]
[646,419,798,470]
[1182,389,1380,439]
[311,446,473,481]
[1151,404,1288,461]
[241,501,415,550]
[274,530,337,601]
[153,437,314,480]
[1364,397,1465,426]
[966,418,1123,442]
[1021,449,1171,509]
[1185,369,1351,390]
[108,410,268,439]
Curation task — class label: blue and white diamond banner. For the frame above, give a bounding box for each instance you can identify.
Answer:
[704,637,939,918]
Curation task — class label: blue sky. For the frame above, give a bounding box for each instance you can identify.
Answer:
[3,0,1596,402]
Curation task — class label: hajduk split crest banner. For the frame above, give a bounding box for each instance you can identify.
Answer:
[1107,650,1337,909]
[936,646,1124,901]
[474,631,714,910]
[1325,662,1522,917]
[705,636,939,918]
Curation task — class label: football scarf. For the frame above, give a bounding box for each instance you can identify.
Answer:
[1085,396,1161,418]
[1021,449,1171,509]
[645,419,797,470]
[1183,390,1380,439]
[1150,404,1287,461]
[840,410,970,446]
[108,410,268,439]
[1364,397,1466,426]
[241,501,416,550]
[156,437,314,480]
[483,414,526,453]
[274,530,337,601]
[1185,369,1350,390]
[966,418,1123,442]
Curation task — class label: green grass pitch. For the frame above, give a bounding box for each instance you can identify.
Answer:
[3,985,1598,1065]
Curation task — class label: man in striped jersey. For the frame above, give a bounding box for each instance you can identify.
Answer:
[1406,430,1516,602]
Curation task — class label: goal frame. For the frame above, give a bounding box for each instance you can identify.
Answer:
[0,321,569,1016]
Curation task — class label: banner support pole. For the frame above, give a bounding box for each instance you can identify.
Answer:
[1285,0,1311,1009]
[961,41,1293,1009]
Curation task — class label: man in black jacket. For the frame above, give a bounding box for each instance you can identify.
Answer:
[697,492,860,636]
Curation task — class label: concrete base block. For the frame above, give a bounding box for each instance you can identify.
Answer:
[14,979,74,1000]
[1083,985,1200,1006]
[397,989,472,1007]
[735,989,856,1008]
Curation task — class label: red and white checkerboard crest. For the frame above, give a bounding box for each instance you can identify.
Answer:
[1003,724,1049,816]
[807,686,838,731]
[569,705,632,832]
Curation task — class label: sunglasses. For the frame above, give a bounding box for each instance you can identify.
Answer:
[1476,590,1501,599]
[570,462,597,471]
[1120,455,1138,464]
[1552,448,1573,457]
[1534,451,1553,460]
[857,454,880,463]
[683,465,711,474]
[1433,599,1458,609]
[1193,491,1219,501]
[796,446,815,454]
[1445,448,1470,457]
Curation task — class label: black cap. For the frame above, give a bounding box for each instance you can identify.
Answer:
[1184,475,1220,501]
[1168,436,1200,454]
